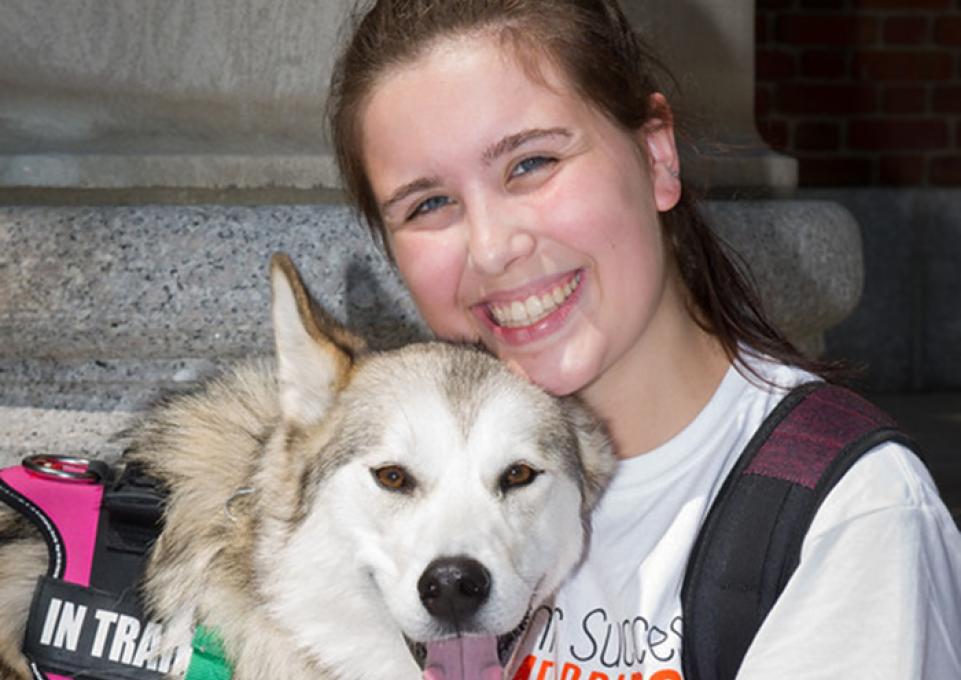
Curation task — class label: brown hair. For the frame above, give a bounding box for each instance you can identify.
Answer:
[327,0,833,378]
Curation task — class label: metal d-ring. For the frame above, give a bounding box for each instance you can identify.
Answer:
[22,454,104,484]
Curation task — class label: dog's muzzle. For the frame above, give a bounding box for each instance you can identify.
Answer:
[418,556,491,623]
[405,556,532,679]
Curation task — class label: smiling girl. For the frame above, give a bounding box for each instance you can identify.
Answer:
[328,1,961,678]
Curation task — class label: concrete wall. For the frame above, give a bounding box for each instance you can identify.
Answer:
[0,0,346,189]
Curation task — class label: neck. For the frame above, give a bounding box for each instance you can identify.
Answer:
[581,290,731,459]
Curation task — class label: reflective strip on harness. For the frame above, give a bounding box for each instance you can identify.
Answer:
[0,465,103,585]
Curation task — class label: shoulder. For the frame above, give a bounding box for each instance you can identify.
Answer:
[807,440,959,545]
[739,439,961,677]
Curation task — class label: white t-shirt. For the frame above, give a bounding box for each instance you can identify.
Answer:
[507,356,961,680]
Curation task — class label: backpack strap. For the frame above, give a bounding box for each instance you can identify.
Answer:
[680,382,917,680]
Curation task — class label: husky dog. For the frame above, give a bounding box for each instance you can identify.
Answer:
[0,254,615,680]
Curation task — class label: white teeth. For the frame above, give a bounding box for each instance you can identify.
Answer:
[510,300,525,324]
[525,295,544,318]
[488,273,581,328]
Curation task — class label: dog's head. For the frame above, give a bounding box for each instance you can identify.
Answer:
[260,254,615,679]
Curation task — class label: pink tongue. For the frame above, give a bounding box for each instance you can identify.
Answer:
[422,636,503,680]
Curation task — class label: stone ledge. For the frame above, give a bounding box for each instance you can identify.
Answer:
[0,204,426,361]
[0,406,133,469]
[0,200,860,362]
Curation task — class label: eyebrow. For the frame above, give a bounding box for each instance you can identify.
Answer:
[482,127,572,164]
[379,127,573,216]
[381,175,442,216]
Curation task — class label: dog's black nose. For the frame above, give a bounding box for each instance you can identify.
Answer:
[418,556,491,623]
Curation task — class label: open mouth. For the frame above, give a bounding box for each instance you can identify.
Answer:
[405,610,532,679]
[484,271,582,330]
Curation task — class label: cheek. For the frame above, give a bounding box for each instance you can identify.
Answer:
[392,232,477,340]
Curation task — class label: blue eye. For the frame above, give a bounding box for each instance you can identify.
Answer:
[510,156,555,178]
[409,195,451,220]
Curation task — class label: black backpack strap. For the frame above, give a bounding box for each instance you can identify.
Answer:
[680,382,917,680]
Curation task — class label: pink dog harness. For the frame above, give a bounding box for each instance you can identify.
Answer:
[0,455,174,680]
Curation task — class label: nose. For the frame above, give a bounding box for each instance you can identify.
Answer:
[465,199,535,276]
[418,556,492,623]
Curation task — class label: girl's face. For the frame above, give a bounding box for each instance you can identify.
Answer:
[361,36,683,396]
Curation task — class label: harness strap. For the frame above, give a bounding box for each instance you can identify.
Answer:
[0,458,182,680]
[91,462,166,596]
[0,465,103,585]
[680,383,918,680]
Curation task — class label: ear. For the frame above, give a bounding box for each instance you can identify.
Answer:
[637,92,682,213]
[562,398,617,511]
[270,253,364,427]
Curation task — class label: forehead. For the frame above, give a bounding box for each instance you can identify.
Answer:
[359,35,589,172]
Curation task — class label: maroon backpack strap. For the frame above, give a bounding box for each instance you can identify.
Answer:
[680,382,919,680]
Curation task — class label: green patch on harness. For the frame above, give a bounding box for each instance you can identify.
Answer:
[185,625,232,680]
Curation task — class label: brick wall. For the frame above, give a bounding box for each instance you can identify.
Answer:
[756,0,961,186]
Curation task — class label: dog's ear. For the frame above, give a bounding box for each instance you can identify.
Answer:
[270,253,365,427]
[562,398,617,511]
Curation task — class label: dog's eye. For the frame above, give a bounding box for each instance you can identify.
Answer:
[372,465,415,493]
[499,463,540,492]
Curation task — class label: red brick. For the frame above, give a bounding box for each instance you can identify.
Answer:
[798,156,874,186]
[800,50,848,79]
[777,15,878,46]
[795,122,841,150]
[934,17,961,45]
[757,14,770,46]
[882,86,928,114]
[930,156,961,185]
[879,155,926,185]
[776,84,877,115]
[860,0,948,8]
[853,51,953,80]
[757,50,797,79]
[756,86,773,118]
[933,85,961,112]
[757,119,790,149]
[849,119,948,150]
[884,17,929,45]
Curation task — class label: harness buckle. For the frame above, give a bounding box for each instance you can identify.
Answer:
[22,454,106,484]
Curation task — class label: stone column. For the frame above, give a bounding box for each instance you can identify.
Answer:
[623,0,862,354]
[625,0,799,193]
